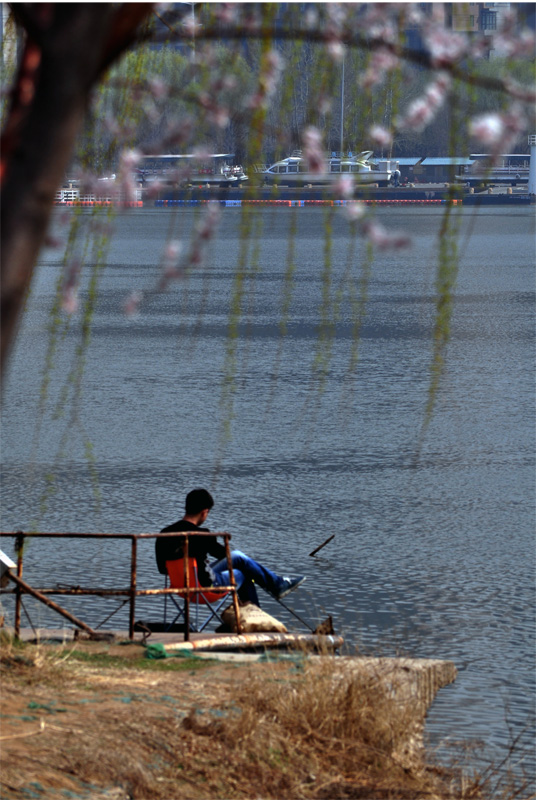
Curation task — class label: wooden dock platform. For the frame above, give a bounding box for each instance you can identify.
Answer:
[10,626,344,655]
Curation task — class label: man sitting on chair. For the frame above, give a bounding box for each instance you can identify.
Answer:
[156,488,305,606]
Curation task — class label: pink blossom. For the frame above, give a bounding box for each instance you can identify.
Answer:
[113,149,142,206]
[124,291,143,317]
[326,3,347,30]
[469,113,504,146]
[262,49,285,98]
[372,48,399,72]
[243,7,262,34]
[120,148,142,171]
[117,173,137,205]
[425,27,468,67]
[145,180,165,200]
[193,202,221,246]
[495,8,517,38]
[213,75,238,93]
[327,41,345,63]
[369,125,393,148]
[366,19,397,44]
[163,240,182,274]
[182,14,198,38]
[324,3,347,59]
[140,96,160,125]
[247,92,264,110]
[210,106,230,129]
[318,94,332,115]
[498,105,527,151]
[77,172,99,195]
[333,174,354,200]
[104,115,121,136]
[198,92,230,128]
[62,287,79,315]
[148,76,168,100]
[247,49,284,109]
[397,74,450,132]
[214,4,237,25]
[494,29,536,58]
[363,221,411,251]
[406,6,423,26]
[360,5,394,29]
[302,126,327,175]
[515,29,536,57]
[305,8,318,29]
[468,35,489,60]
[361,48,399,89]
[504,79,536,105]
[193,146,212,162]
[398,98,434,132]
[344,201,366,223]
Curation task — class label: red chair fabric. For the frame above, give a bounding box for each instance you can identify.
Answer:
[166,558,229,602]
[164,557,230,632]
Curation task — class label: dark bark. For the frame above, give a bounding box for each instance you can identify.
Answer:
[1,3,153,378]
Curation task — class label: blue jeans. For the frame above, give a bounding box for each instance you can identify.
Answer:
[209,550,284,606]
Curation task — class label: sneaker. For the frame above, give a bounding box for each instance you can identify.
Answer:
[274,575,306,600]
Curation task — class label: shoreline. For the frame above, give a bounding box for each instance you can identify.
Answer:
[0,629,461,799]
[54,183,534,208]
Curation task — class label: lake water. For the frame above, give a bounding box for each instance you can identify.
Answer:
[1,204,535,786]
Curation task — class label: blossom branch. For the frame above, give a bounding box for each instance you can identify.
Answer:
[147,14,534,100]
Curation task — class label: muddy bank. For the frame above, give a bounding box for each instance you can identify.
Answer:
[0,634,465,800]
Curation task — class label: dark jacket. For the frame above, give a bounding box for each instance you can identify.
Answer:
[155,519,226,585]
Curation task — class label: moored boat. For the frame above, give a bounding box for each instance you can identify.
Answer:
[455,153,530,186]
[139,153,248,187]
[261,150,397,188]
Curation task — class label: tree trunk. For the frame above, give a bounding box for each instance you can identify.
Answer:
[0,4,152,378]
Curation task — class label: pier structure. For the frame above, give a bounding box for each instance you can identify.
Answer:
[0,531,243,642]
[529,135,536,196]
[0,531,342,652]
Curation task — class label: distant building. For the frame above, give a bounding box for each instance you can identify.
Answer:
[394,157,424,183]
[448,2,516,58]
[417,157,475,183]
[406,3,533,59]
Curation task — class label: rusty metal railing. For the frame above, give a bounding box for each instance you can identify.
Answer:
[0,531,242,640]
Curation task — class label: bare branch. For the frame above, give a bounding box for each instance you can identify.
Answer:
[98,3,155,76]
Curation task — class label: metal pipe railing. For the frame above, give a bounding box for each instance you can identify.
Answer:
[0,531,242,640]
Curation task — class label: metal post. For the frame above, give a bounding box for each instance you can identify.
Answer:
[183,537,190,641]
[225,535,242,634]
[129,536,137,639]
[528,135,536,196]
[14,532,24,639]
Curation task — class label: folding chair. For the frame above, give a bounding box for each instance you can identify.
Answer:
[164,558,230,633]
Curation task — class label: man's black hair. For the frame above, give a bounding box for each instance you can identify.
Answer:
[185,488,214,515]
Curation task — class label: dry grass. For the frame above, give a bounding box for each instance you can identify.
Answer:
[176,658,477,800]
[0,635,532,800]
